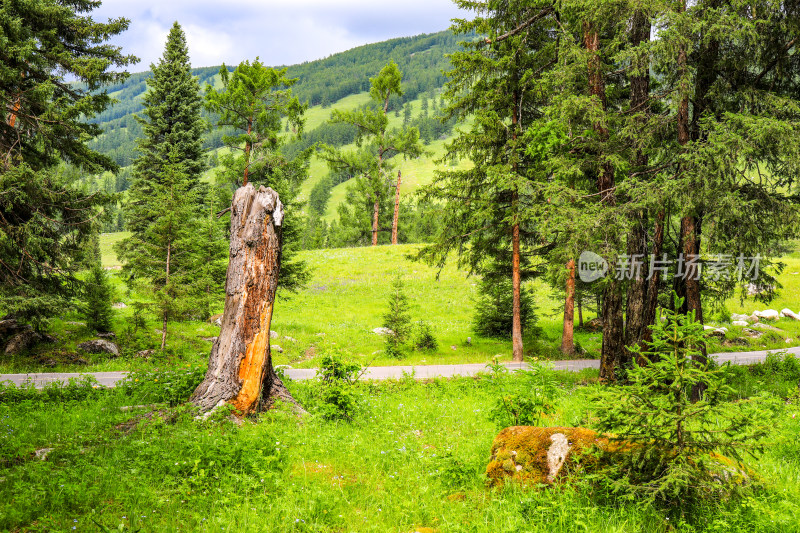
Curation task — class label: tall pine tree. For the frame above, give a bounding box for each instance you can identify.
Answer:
[319,61,424,247]
[0,0,135,328]
[116,22,206,349]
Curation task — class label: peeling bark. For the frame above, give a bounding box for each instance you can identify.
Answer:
[190,184,304,416]
[561,259,576,356]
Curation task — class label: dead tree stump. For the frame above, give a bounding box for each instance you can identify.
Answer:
[190,184,304,416]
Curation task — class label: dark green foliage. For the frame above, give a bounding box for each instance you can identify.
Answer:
[473,276,536,338]
[0,1,134,327]
[116,25,213,344]
[125,23,205,229]
[590,295,772,509]
[487,363,560,428]
[82,263,114,333]
[413,321,438,351]
[383,273,412,359]
[309,176,333,215]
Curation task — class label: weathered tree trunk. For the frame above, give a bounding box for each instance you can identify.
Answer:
[623,9,651,366]
[372,195,380,246]
[561,259,576,356]
[511,216,523,362]
[391,170,401,245]
[599,283,624,381]
[191,184,304,416]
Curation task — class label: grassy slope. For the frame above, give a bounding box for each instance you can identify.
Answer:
[6,236,798,374]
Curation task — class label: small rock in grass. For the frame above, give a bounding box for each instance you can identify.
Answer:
[372,327,393,336]
[34,448,53,461]
[270,330,279,339]
[112,302,127,309]
[754,309,780,321]
[731,313,750,322]
[743,328,763,339]
[77,339,120,357]
[751,323,782,332]
[781,309,800,321]
[209,314,223,326]
[732,320,749,327]
[136,349,155,358]
[4,329,41,355]
[450,345,457,351]
[97,331,116,340]
[271,344,283,353]
[284,336,297,342]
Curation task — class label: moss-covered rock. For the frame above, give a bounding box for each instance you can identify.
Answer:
[486,426,608,487]
[486,426,756,491]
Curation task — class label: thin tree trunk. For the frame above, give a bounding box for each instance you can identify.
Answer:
[161,241,171,351]
[623,9,651,365]
[561,259,576,356]
[391,170,401,245]
[372,195,380,246]
[578,294,584,327]
[511,214,523,362]
[191,184,304,417]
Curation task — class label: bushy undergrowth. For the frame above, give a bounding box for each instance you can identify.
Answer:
[117,364,207,406]
[0,376,103,405]
[0,360,798,532]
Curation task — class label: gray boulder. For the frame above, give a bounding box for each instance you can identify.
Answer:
[5,329,41,355]
[77,339,120,357]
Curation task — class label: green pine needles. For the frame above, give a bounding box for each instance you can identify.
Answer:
[383,272,412,359]
[591,294,771,510]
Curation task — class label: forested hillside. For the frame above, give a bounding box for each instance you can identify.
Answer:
[87,31,462,168]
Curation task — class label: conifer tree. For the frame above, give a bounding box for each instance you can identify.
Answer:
[116,23,206,349]
[420,0,557,361]
[319,61,424,246]
[205,58,310,292]
[0,0,135,328]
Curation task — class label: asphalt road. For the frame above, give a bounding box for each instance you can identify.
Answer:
[2,346,799,389]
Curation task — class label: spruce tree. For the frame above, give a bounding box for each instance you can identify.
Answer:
[116,22,206,349]
[80,234,114,333]
[0,0,135,328]
[419,1,557,361]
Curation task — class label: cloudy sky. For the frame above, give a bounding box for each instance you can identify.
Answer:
[92,0,467,72]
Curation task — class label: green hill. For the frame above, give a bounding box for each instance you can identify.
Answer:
[87,30,463,169]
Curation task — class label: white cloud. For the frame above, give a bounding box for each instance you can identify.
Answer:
[92,0,465,70]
